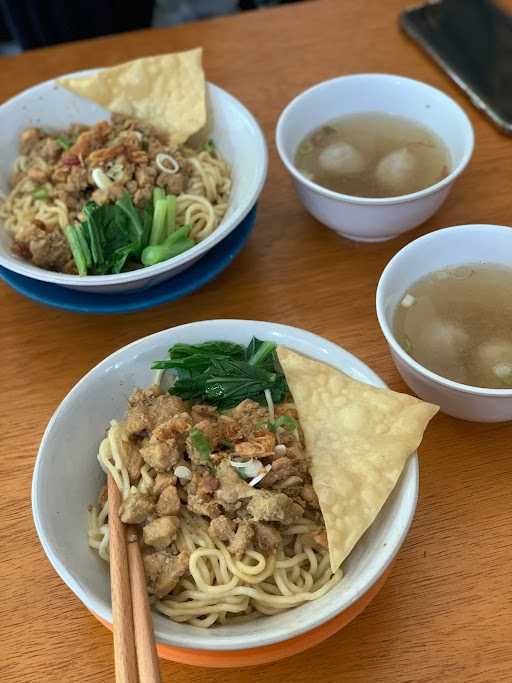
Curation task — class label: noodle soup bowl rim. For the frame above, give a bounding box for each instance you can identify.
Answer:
[376,225,512,421]
[275,73,474,241]
[0,70,267,293]
[32,320,419,651]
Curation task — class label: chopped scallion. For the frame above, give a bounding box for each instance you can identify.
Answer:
[32,187,48,200]
[142,226,194,266]
[190,427,212,463]
[64,225,88,276]
[166,194,177,235]
[248,341,276,367]
[149,198,168,246]
[83,204,104,265]
[153,187,165,204]
[267,415,298,432]
[75,224,92,269]
[201,139,216,153]
[56,137,73,150]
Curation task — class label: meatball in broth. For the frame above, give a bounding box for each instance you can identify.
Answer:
[317,142,366,175]
[294,113,450,198]
[375,147,418,195]
[393,264,512,389]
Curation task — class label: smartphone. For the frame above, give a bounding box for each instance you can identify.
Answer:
[400,0,512,133]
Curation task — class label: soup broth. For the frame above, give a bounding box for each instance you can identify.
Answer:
[294,112,451,198]
[393,264,512,389]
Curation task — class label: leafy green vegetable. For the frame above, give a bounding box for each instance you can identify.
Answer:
[109,244,135,274]
[170,341,246,361]
[115,192,144,247]
[246,339,279,369]
[189,427,212,463]
[56,136,73,150]
[152,340,246,373]
[68,193,146,275]
[32,187,48,200]
[86,200,138,274]
[64,187,191,276]
[152,338,289,410]
[203,358,287,408]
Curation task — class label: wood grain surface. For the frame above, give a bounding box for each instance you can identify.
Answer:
[1,1,511,681]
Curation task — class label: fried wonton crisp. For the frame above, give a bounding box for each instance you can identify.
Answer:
[58,48,206,146]
[277,346,438,572]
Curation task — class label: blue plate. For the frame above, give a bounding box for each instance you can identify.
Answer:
[0,205,256,314]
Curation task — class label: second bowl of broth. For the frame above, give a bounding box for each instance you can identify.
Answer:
[276,74,474,242]
[393,264,512,389]
[376,224,512,422]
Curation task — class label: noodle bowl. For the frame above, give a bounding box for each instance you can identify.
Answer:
[0,77,267,293]
[32,320,417,654]
[0,116,231,276]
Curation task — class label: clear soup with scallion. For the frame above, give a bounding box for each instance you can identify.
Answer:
[393,263,512,389]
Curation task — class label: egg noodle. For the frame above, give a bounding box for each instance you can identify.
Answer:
[0,145,231,245]
[88,419,342,628]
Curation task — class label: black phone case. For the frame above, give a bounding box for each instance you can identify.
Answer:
[400,0,512,134]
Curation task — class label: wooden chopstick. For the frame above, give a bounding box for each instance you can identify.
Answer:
[108,474,139,683]
[127,528,162,683]
[108,475,162,683]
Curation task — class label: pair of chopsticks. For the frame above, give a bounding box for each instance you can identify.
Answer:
[108,475,161,683]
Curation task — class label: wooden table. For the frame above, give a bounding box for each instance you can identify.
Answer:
[1,0,511,680]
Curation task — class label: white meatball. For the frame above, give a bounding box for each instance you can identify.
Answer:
[416,321,469,383]
[493,363,512,382]
[474,340,512,385]
[423,321,469,354]
[317,142,366,175]
[375,147,417,194]
[475,340,512,367]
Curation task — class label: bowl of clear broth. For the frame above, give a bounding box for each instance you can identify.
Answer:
[376,224,512,422]
[275,74,474,242]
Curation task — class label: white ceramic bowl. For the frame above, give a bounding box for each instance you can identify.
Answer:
[376,225,512,422]
[32,319,418,652]
[275,73,474,242]
[0,71,267,294]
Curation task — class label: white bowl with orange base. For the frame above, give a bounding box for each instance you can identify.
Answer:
[32,320,418,666]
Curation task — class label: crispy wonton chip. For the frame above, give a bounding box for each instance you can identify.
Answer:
[58,49,205,146]
[277,347,438,572]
